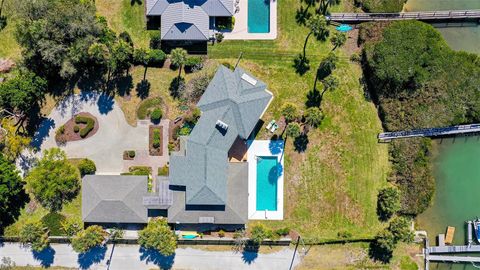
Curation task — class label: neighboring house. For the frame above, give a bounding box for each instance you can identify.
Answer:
[145,0,234,44]
[81,65,273,228]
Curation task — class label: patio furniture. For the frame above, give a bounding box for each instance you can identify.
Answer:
[266,120,275,130]
[270,123,278,133]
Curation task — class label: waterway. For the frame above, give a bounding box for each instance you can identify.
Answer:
[404,0,480,54]
[416,137,480,269]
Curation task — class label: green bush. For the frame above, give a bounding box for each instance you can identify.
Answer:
[71,225,106,253]
[138,217,177,256]
[78,158,96,176]
[275,227,290,236]
[150,108,162,123]
[73,125,80,133]
[153,129,161,148]
[150,32,161,49]
[19,221,50,252]
[360,0,407,12]
[75,116,95,138]
[61,217,82,237]
[148,49,166,67]
[218,229,225,238]
[57,125,65,135]
[377,186,401,221]
[41,212,66,236]
[128,150,136,158]
[121,166,151,176]
[250,224,272,244]
[337,230,353,239]
[158,165,169,176]
[185,56,203,72]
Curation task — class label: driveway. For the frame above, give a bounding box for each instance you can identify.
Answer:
[17,93,168,174]
[0,243,301,270]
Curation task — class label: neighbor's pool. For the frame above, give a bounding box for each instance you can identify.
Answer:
[248,0,270,33]
[256,156,278,211]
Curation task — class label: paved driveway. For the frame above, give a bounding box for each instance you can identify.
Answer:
[0,243,301,270]
[16,93,169,174]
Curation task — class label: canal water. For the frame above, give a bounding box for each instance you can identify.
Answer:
[416,136,480,269]
[404,0,480,54]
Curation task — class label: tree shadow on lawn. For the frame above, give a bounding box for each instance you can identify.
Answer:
[78,245,107,270]
[139,247,175,270]
[294,133,309,153]
[33,246,55,268]
[136,79,151,100]
[241,243,259,265]
[97,93,115,115]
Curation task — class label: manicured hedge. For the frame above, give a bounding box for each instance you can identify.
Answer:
[150,108,162,123]
[75,116,95,138]
[153,129,161,148]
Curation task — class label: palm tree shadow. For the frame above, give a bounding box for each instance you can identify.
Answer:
[32,246,55,267]
[294,133,309,152]
[241,242,259,265]
[139,247,175,270]
[136,79,151,99]
[305,89,321,108]
[293,54,310,75]
[295,7,311,25]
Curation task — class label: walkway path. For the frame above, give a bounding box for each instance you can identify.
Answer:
[16,93,169,175]
[0,242,300,270]
[329,10,480,23]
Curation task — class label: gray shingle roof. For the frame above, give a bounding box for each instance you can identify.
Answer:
[168,162,248,224]
[146,0,234,40]
[82,175,149,224]
[169,66,273,206]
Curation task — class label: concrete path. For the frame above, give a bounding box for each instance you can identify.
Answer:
[16,93,169,175]
[0,243,300,270]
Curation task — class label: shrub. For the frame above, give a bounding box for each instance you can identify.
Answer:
[286,123,302,138]
[78,158,96,176]
[19,221,49,252]
[108,228,125,242]
[215,33,224,43]
[41,212,66,236]
[304,107,324,128]
[150,32,162,49]
[73,125,80,133]
[133,48,148,66]
[148,49,166,67]
[178,126,192,136]
[137,97,163,120]
[150,108,162,123]
[71,225,107,253]
[122,166,151,176]
[153,129,161,148]
[275,227,290,236]
[158,165,169,176]
[218,230,225,238]
[58,125,65,134]
[388,216,414,243]
[369,229,396,263]
[138,217,177,256]
[61,217,82,237]
[281,103,300,123]
[75,116,95,138]
[128,150,136,158]
[250,224,271,244]
[184,56,203,72]
[186,73,211,102]
[377,186,401,221]
[119,31,133,47]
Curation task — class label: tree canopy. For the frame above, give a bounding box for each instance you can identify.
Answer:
[71,225,107,253]
[25,148,80,212]
[376,186,400,221]
[0,154,28,233]
[16,0,105,79]
[19,221,49,252]
[281,103,300,123]
[138,217,177,256]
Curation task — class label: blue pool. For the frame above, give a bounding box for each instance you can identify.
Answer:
[256,156,279,211]
[248,0,270,33]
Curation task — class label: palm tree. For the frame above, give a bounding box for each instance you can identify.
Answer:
[321,75,339,98]
[302,14,329,60]
[331,32,347,51]
[170,48,188,80]
[286,122,301,139]
[304,107,324,128]
[281,103,300,124]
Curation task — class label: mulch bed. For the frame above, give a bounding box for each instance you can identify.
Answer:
[56,112,99,143]
[149,125,163,156]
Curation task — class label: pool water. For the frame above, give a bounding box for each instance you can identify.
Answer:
[248,0,270,33]
[256,156,278,211]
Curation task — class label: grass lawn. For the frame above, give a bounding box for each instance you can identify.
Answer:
[0,0,21,60]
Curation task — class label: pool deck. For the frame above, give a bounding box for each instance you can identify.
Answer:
[223,0,277,40]
[247,140,284,220]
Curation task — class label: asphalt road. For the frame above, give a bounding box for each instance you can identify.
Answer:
[0,243,300,270]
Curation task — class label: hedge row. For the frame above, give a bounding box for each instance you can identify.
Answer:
[75,116,95,138]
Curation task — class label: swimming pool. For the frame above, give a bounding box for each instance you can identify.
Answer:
[248,0,270,33]
[256,156,278,211]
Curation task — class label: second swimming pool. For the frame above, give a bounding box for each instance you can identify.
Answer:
[248,0,270,33]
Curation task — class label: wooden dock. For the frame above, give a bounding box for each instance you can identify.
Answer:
[428,255,480,263]
[445,227,455,245]
[328,10,480,23]
[427,245,480,254]
[378,123,480,141]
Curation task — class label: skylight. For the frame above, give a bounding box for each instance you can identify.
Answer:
[241,73,257,86]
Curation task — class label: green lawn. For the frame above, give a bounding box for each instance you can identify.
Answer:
[0,0,21,60]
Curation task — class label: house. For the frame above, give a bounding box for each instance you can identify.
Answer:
[81,65,273,228]
[145,0,234,47]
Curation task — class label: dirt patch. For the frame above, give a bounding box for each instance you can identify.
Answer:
[344,28,362,56]
[149,125,163,156]
[0,58,15,73]
[55,112,98,144]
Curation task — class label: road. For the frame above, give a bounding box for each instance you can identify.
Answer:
[0,243,301,270]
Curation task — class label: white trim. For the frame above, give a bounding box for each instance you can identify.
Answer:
[247,140,284,220]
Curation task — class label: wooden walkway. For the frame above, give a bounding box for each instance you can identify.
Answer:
[378,123,480,141]
[427,245,480,254]
[328,10,480,23]
[428,255,480,263]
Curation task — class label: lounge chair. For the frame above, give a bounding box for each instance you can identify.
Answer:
[266,120,275,130]
[270,123,278,133]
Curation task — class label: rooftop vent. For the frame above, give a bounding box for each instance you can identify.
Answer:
[241,73,257,86]
[216,120,228,131]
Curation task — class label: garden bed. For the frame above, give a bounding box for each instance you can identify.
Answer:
[137,97,168,122]
[55,112,98,144]
[149,126,163,156]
